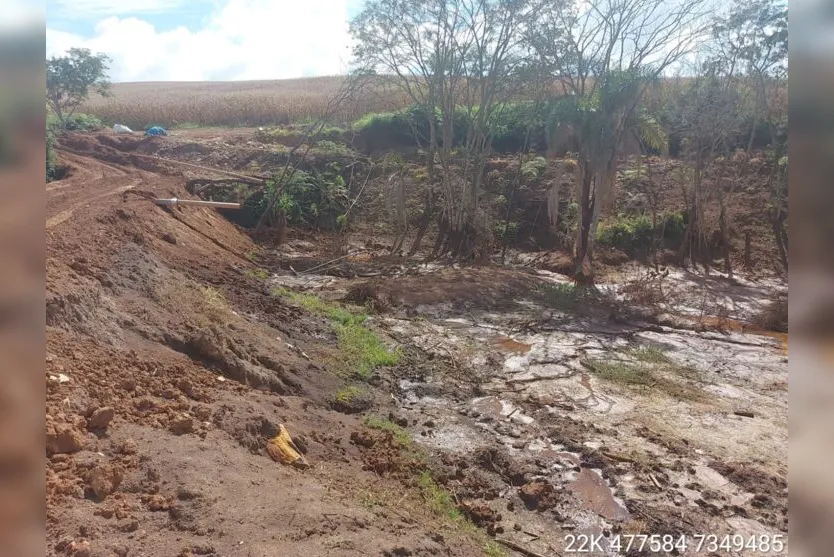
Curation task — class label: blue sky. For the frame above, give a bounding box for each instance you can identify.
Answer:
[46,0,367,82]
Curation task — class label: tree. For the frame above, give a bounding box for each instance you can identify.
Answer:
[531,0,711,279]
[46,48,112,128]
[350,0,542,258]
[712,0,787,151]
[669,65,743,276]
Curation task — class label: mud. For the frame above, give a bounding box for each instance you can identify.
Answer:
[48,131,788,557]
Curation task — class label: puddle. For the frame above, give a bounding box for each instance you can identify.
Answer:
[569,468,630,522]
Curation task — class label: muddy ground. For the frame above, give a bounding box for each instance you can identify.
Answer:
[47,130,787,557]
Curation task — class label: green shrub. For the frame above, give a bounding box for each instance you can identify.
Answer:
[597,214,653,251]
[263,164,348,230]
[494,221,519,242]
[352,101,547,153]
[520,156,548,180]
[618,166,648,187]
[62,113,103,131]
[597,211,686,253]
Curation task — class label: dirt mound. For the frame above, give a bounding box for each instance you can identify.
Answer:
[47,141,494,557]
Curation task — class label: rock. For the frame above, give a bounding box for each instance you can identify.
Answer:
[147,494,170,512]
[68,540,91,557]
[162,232,178,245]
[177,379,196,398]
[87,407,115,430]
[47,425,86,455]
[118,520,139,533]
[86,462,124,500]
[110,544,129,557]
[519,480,559,510]
[349,430,375,448]
[116,438,138,455]
[192,405,212,421]
[170,414,194,435]
[459,500,500,528]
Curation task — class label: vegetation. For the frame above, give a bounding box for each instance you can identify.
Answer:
[584,348,706,401]
[261,165,349,230]
[336,321,401,379]
[46,48,111,128]
[597,211,686,254]
[418,471,462,520]
[336,385,369,405]
[60,0,788,277]
[271,288,399,378]
[78,76,411,129]
[364,415,411,447]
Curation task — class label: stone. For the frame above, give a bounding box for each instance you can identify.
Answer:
[169,414,194,435]
[86,462,124,500]
[47,425,86,455]
[87,407,115,430]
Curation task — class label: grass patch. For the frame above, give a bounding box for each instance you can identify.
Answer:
[272,287,398,378]
[628,346,672,365]
[583,359,653,386]
[271,287,367,325]
[584,351,707,403]
[337,322,400,379]
[336,385,367,404]
[364,415,411,447]
[418,471,462,521]
[245,268,270,280]
[538,282,579,309]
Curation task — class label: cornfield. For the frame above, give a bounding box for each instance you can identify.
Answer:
[80,76,413,129]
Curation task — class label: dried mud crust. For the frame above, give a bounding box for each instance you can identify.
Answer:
[46,137,494,557]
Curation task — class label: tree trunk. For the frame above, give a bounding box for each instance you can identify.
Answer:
[772,215,788,272]
[717,187,732,279]
[574,163,594,279]
[408,192,434,256]
[744,231,752,270]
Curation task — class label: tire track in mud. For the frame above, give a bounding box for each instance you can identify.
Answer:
[47,182,138,229]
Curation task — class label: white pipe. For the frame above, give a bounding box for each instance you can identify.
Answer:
[153,197,241,209]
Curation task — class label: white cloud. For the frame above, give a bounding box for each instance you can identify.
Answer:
[46,0,355,81]
[52,0,195,18]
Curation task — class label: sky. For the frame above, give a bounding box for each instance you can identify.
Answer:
[45,0,366,82]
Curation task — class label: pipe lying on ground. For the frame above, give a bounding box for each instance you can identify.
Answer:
[153,197,241,209]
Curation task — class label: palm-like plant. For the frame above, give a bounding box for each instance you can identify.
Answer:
[544,69,668,276]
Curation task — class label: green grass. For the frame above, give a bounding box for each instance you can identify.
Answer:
[584,348,707,402]
[336,322,400,379]
[583,359,653,386]
[418,471,462,521]
[272,287,398,378]
[540,282,576,303]
[336,385,367,404]
[246,268,270,280]
[272,287,367,324]
[364,415,411,447]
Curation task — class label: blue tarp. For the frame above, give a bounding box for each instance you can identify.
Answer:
[145,126,167,136]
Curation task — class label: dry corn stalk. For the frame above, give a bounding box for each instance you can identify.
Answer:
[266,424,310,469]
